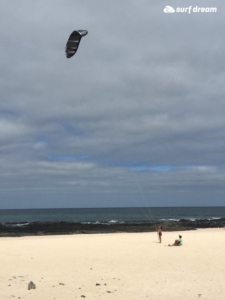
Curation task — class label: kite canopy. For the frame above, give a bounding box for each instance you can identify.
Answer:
[65,30,88,58]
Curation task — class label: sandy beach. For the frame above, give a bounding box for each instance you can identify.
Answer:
[0,229,224,300]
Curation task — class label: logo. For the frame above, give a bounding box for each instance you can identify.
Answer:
[163,5,217,14]
[164,6,175,13]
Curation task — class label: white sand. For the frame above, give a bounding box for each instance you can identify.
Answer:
[0,228,224,299]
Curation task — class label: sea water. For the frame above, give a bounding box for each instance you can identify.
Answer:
[0,207,224,224]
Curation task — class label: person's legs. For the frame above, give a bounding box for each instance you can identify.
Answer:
[168,239,179,246]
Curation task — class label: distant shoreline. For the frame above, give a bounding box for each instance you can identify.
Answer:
[0,218,224,237]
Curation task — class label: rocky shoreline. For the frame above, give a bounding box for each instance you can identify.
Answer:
[0,218,224,237]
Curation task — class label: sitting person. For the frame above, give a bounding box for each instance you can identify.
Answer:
[168,235,182,246]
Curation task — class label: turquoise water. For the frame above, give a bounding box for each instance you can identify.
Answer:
[0,207,224,224]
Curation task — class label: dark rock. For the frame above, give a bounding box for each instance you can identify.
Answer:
[28,281,36,290]
[0,218,224,237]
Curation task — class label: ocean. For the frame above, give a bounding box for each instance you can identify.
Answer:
[0,207,224,225]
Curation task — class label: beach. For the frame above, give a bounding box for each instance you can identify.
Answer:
[0,229,224,300]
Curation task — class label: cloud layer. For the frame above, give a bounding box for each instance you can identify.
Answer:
[1,0,225,208]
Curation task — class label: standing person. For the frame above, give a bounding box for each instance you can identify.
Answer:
[157,226,163,243]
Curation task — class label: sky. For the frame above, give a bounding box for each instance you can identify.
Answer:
[0,0,225,208]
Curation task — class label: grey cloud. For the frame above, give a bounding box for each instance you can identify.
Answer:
[0,0,225,208]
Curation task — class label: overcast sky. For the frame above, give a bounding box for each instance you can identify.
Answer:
[1,0,225,208]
